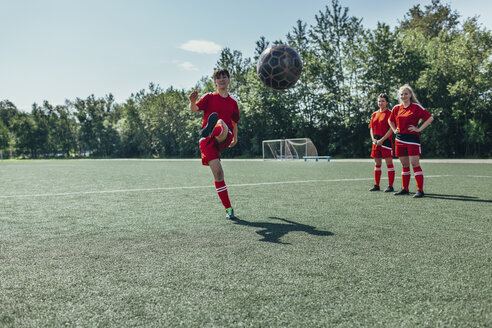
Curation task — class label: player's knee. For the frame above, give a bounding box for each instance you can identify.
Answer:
[218,120,228,137]
[216,120,229,143]
[410,156,420,167]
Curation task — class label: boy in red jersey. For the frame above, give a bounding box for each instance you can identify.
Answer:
[388,84,434,198]
[369,93,395,192]
[189,68,239,219]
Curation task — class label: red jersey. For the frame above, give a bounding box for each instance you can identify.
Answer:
[389,103,431,135]
[196,92,239,133]
[369,109,392,137]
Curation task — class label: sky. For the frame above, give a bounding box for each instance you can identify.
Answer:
[1,0,491,112]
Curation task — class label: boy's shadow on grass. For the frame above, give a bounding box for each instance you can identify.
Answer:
[424,193,492,203]
[230,216,333,244]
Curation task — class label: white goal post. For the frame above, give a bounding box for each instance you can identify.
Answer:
[262,138,318,160]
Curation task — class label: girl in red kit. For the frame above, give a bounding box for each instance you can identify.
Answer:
[189,68,239,219]
[388,84,434,198]
[369,93,395,192]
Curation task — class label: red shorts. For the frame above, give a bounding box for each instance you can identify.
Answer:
[371,144,393,158]
[199,130,234,166]
[395,140,422,157]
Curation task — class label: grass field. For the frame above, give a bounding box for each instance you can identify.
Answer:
[0,159,491,327]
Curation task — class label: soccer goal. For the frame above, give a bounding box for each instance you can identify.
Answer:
[262,138,318,160]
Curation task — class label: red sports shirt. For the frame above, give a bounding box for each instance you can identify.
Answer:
[369,109,392,137]
[196,92,239,133]
[389,103,431,135]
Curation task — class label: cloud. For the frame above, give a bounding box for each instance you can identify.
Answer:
[175,61,198,71]
[179,40,221,54]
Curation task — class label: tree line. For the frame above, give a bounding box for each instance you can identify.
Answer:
[1,0,490,159]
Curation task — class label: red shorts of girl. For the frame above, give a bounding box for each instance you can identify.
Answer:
[371,142,393,158]
[199,129,234,166]
[395,139,422,157]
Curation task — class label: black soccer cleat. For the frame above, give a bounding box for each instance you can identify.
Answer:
[394,189,410,195]
[384,186,394,192]
[199,112,219,139]
[369,185,380,191]
[413,190,424,198]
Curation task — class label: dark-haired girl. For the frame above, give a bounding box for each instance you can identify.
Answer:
[369,93,395,192]
[189,68,239,218]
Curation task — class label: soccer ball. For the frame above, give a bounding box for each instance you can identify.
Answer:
[257,44,303,90]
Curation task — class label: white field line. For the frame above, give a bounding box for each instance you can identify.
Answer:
[0,175,453,199]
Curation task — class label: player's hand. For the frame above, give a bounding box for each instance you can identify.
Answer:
[376,139,382,147]
[189,90,198,103]
[408,125,420,133]
[229,139,237,148]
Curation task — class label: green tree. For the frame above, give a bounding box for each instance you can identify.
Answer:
[0,120,9,150]
[125,84,199,158]
[308,0,368,156]
[0,100,18,156]
[427,18,492,157]
[399,0,460,38]
[73,94,120,157]
[117,96,148,157]
[0,100,19,128]
[52,104,78,156]
[362,23,399,101]
[10,113,39,157]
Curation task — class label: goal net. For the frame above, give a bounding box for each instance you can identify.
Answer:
[262,138,318,160]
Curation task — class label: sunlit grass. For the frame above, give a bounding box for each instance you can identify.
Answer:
[0,159,491,327]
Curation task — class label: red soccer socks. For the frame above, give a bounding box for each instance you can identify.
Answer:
[215,180,231,209]
[413,166,424,191]
[374,165,382,186]
[401,167,411,191]
[387,164,395,187]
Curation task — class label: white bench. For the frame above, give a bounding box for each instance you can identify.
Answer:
[303,156,331,162]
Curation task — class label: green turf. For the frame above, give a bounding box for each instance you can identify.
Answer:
[0,159,491,327]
